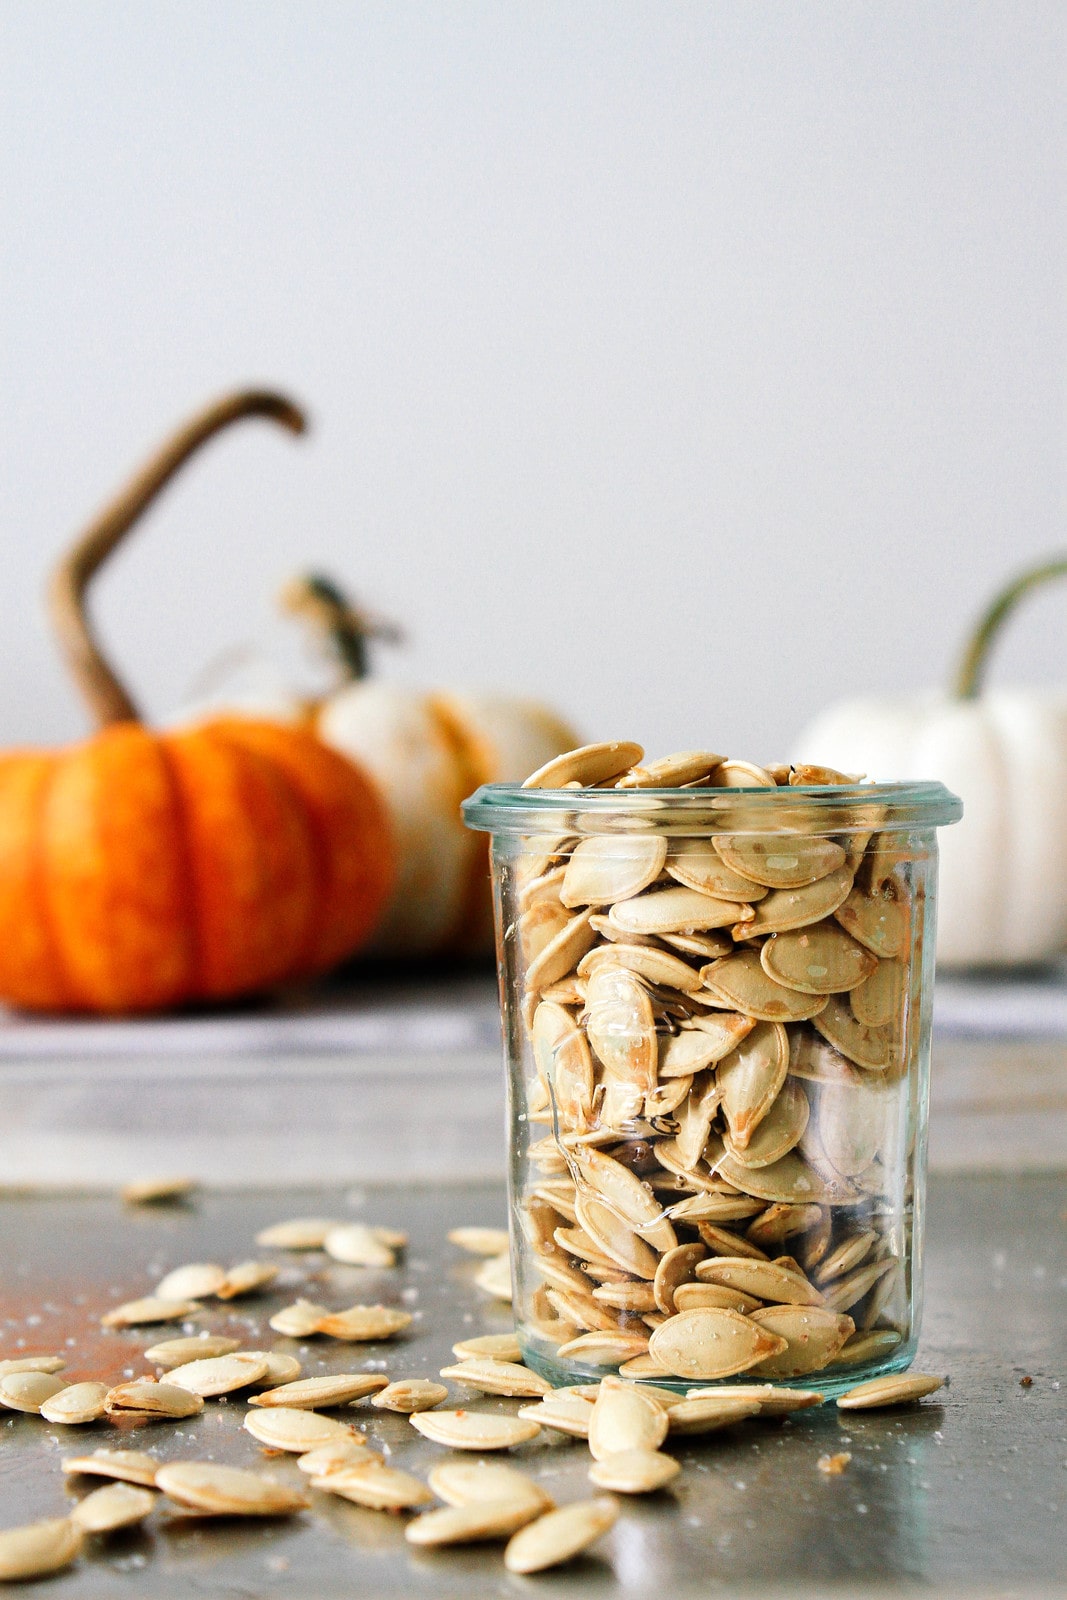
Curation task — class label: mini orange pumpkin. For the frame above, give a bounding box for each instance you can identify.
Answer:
[0,391,394,1013]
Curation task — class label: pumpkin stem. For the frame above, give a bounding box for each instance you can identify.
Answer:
[49,389,307,728]
[279,573,403,684]
[953,553,1067,699]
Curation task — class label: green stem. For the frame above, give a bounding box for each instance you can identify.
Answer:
[953,554,1067,699]
[279,574,402,685]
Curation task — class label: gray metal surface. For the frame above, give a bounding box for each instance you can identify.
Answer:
[1,1174,1065,1597]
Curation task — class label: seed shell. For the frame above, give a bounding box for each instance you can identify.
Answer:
[39,1382,110,1425]
[105,1382,204,1419]
[61,1450,160,1487]
[664,1394,762,1435]
[522,741,644,789]
[473,1255,513,1302]
[372,1379,449,1413]
[248,1373,389,1409]
[409,1410,542,1451]
[439,1360,552,1399]
[451,1332,523,1363]
[100,1297,201,1329]
[702,952,829,1023]
[144,1335,241,1368]
[154,1262,226,1300]
[555,1331,652,1365]
[504,1497,619,1574]
[428,1461,552,1511]
[216,1261,279,1299]
[0,1372,68,1414]
[516,1395,594,1438]
[609,887,749,936]
[693,1384,825,1415]
[315,1305,413,1341]
[69,1483,157,1534]
[747,1306,855,1377]
[269,1299,330,1337]
[696,1257,824,1308]
[323,1224,396,1267]
[561,833,668,908]
[165,1353,270,1397]
[448,1226,511,1257]
[0,1356,65,1378]
[121,1176,196,1205]
[156,1461,309,1516]
[588,1449,680,1493]
[312,1461,433,1511]
[836,1372,944,1410]
[648,1308,787,1380]
[0,1518,82,1581]
[256,1218,338,1249]
[243,1407,363,1452]
[588,1376,669,1460]
[296,1440,380,1476]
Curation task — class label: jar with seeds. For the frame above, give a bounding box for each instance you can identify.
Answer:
[463,744,961,1397]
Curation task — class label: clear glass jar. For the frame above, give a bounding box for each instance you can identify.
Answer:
[463,779,962,1396]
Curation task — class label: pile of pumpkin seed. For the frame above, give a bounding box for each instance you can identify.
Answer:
[514,742,917,1384]
[0,1208,944,1584]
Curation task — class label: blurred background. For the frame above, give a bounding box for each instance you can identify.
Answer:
[1,0,1063,760]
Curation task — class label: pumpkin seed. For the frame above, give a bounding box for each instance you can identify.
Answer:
[561,834,668,907]
[324,1223,397,1267]
[428,1460,552,1511]
[532,1002,595,1131]
[573,1145,675,1250]
[504,1497,620,1573]
[574,1195,661,1279]
[516,1394,594,1438]
[648,1308,787,1380]
[61,1449,159,1487]
[440,1359,552,1399]
[717,1021,789,1147]
[821,1257,896,1313]
[249,1373,389,1409]
[523,742,645,789]
[731,866,854,937]
[410,1409,543,1450]
[850,958,904,1027]
[658,1013,755,1076]
[834,885,908,958]
[618,751,724,787]
[837,1329,902,1365]
[0,1372,68,1414]
[145,1335,241,1367]
[747,1306,855,1377]
[0,1356,65,1378]
[450,1332,522,1363]
[406,1497,542,1545]
[696,1383,825,1415]
[673,1076,723,1169]
[69,1483,156,1534]
[788,1028,864,1084]
[583,965,658,1121]
[645,1074,695,1119]
[526,908,597,992]
[0,1518,82,1581]
[555,1331,651,1364]
[723,1077,810,1169]
[716,1149,834,1205]
[269,1299,330,1337]
[448,1226,510,1257]
[245,1350,302,1385]
[815,1229,878,1284]
[588,1378,669,1460]
[519,900,572,964]
[101,1296,201,1328]
[714,835,846,889]
[664,1393,762,1434]
[666,1192,766,1224]
[703,953,829,1023]
[746,1202,825,1247]
[761,921,877,996]
[372,1379,449,1413]
[666,842,770,901]
[588,1448,680,1493]
[244,1406,362,1452]
[315,1304,414,1340]
[694,1222,769,1260]
[673,1282,763,1314]
[156,1461,309,1516]
[708,760,777,789]
[105,1382,204,1420]
[546,1286,618,1332]
[618,1353,675,1379]
[653,1242,706,1314]
[696,1257,824,1307]
[121,1176,196,1205]
[474,1254,513,1301]
[813,997,894,1072]
[39,1382,110,1425]
[580,942,704,994]
[519,862,568,910]
[610,887,750,936]
[836,1371,943,1409]
[255,1218,337,1249]
[790,764,862,787]
[154,1262,226,1300]
[165,1353,270,1397]
[313,1461,433,1511]
[296,1441,380,1477]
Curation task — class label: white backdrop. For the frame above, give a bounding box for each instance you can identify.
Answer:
[1,2,1063,762]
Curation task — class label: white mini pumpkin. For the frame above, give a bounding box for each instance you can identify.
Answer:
[794,556,1067,969]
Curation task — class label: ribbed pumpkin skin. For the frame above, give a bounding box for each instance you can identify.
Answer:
[0,719,393,1013]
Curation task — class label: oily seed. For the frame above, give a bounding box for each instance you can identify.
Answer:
[525,909,597,993]
[722,1078,810,1170]
[0,1356,65,1378]
[0,1518,83,1581]
[448,1226,511,1257]
[588,1449,680,1494]
[155,1461,309,1516]
[850,958,904,1027]
[410,1410,543,1451]
[716,1150,835,1206]
[836,1372,944,1410]
[579,942,705,995]
[154,1263,227,1300]
[216,1261,279,1299]
[428,1460,552,1511]
[165,1353,270,1398]
[573,1197,661,1281]
[372,1379,449,1413]
[248,1373,389,1410]
[61,1450,160,1487]
[572,1146,675,1250]
[555,1331,651,1365]
[833,885,908,959]
[120,1176,196,1205]
[746,1203,825,1248]
[588,1376,669,1461]
[406,1497,542,1546]
[516,1396,594,1438]
[315,1305,414,1341]
[666,1194,766,1225]
[324,1224,396,1268]
[504,1497,620,1574]
[100,1297,201,1329]
[732,865,855,938]
[813,996,894,1073]
[144,1336,241,1368]
[665,1395,762,1435]
[666,840,770,901]
[69,1483,157,1534]
[105,1382,204,1420]
[295,1441,381,1476]
[255,1218,338,1250]
[648,1308,788,1381]
[39,1382,110,1426]
[761,921,877,996]
[523,741,644,789]
[312,1462,433,1511]
[609,887,750,937]
[243,1407,364,1452]
[717,1021,789,1148]
[0,1372,68,1414]
[269,1300,330,1337]
[439,1360,552,1399]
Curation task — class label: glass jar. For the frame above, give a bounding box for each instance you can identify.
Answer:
[463,779,962,1396]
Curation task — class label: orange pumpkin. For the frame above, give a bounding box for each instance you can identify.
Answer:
[0,391,394,1014]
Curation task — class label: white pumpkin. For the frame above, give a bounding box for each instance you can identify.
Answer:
[793,556,1067,968]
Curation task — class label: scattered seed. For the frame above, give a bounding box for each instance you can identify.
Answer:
[555,1331,652,1365]
[504,1497,619,1574]
[522,741,644,790]
[248,1373,389,1409]
[691,1384,824,1416]
[255,1218,338,1250]
[315,1305,413,1341]
[372,1379,449,1413]
[312,1461,433,1511]
[243,1407,362,1452]
[448,1226,511,1257]
[648,1308,788,1381]
[516,1395,594,1439]
[0,1518,82,1581]
[0,1372,68,1414]
[243,1351,303,1385]
[269,1299,330,1337]
[155,1461,309,1517]
[588,1449,680,1493]
[836,1372,944,1410]
[61,1450,160,1488]
[100,1297,201,1329]
[427,1461,552,1511]
[295,1440,380,1477]
[324,1224,397,1267]
[39,1382,110,1425]
[473,1254,513,1302]
[665,1394,762,1435]
[120,1177,196,1206]
[105,1382,204,1420]
[163,1353,270,1398]
[450,1332,523,1363]
[216,1261,279,1299]
[588,1376,668,1461]
[439,1360,552,1399]
[154,1263,226,1300]
[409,1410,542,1451]
[144,1336,241,1368]
[0,1356,65,1378]
[69,1482,157,1534]
[406,1498,541,1545]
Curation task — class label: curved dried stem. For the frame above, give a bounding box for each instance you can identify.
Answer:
[953,553,1067,699]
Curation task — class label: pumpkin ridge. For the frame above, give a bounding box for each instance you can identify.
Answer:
[0,753,77,1011]
[154,734,205,1001]
[36,753,84,1011]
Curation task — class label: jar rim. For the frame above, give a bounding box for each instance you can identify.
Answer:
[462,780,963,835]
